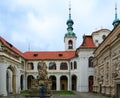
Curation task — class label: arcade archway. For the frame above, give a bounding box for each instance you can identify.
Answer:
[60,76,68,90]
[49,76,56,90]
[27,75,34,89]
[6,65,16,94]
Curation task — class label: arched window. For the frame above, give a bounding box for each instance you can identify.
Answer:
[60,62,68,70]
[68,40,73,49]
[102,35,106,40]
[49,62,56,70]
[37,62,42,70]
[74,61,77,69]
[89,56,93,67]
[27,62,34,70]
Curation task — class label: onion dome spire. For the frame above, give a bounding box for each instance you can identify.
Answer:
[65,1,76,37]
[67,1,74,32]
[112,3,120,27]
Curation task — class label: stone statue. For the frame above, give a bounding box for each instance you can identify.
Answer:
[28,61,52,97]
[37,61,50,87]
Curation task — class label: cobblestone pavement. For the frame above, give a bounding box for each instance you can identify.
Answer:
[1,92,112,98]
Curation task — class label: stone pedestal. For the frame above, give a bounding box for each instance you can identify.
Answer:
[26,86,51,97]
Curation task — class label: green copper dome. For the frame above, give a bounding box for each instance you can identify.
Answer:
[65,6,76,38]
[66,13,74,31]
[112,16,120,27]
[66,16,74,25]
[65,15,76,37]
[65,11,76,37]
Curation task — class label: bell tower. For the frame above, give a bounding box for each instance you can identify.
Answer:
[64,1,77,51]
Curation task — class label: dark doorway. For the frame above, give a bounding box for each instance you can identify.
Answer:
[49,76,56,90]
[60,76,68,90]
[89,76,93,92]
[27,75,34,89]
[117,84,120,98]
[20,75,24,90]
[100,84,102,93]
[72,75,77,90]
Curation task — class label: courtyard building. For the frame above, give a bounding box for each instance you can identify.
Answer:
[0,6,111,96]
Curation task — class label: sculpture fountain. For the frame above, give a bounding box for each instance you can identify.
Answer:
[26,61,52,98]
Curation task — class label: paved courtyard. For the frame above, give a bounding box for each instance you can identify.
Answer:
[1,92,112,98]
[52,92,112,98]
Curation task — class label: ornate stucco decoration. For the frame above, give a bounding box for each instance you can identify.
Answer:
[112,61,120,78]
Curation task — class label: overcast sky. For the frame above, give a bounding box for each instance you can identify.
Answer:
[0,0,119,52]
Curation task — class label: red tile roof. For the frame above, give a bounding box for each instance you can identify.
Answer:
[24,51,76,60]
[78,35,97,49]
[0,36,76,60]
[0,36,25,58]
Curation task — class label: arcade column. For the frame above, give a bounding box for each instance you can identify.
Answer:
[56,75,60,90]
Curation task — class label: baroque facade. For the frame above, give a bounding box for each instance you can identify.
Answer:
[93,23,120,97]
[0,29,110,96]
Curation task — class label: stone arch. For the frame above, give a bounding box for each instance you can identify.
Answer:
[71,75,77,90]
[49,75,56,90]
[27,75,35,89]
[6,65,17,94]
[60,76,68,90]
[89,76,93,92]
